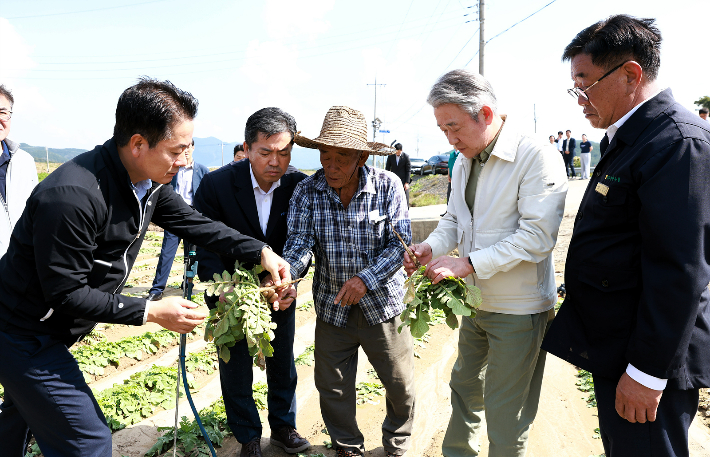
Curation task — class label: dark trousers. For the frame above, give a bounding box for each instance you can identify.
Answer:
[563,152,576,177]
[0,330,111,457]
[314,306,415,455]
[219,300,298,443]
[149,230,187,295]
[593,374,699,457]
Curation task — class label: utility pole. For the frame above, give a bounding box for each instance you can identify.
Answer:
[220,142,224,166]
[367,78,386,167]
[479,0,485,76]
[45,146,49,172]
[534,104,537,133]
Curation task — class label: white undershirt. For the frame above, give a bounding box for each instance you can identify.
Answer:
[250,164,281,235]
[606,88,668,391]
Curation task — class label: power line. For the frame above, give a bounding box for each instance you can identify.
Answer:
[6,0,170,19]
[485,0,558,45]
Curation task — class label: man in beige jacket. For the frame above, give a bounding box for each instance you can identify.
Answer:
[404,69,567,457]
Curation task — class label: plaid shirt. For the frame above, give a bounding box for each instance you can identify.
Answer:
[284,165,411,328]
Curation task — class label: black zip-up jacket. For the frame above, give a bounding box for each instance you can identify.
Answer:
[0,138,266,344]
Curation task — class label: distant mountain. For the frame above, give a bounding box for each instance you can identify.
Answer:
[21,143,87,163]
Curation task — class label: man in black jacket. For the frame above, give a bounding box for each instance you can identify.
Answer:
[384,143,411,206]
[0,78,292,457]
[561,129,576,178]
[194,108,310,457]
[542,15,710,457]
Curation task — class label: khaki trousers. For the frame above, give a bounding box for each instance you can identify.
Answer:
[442,309,553,457]
[314,305,416,456]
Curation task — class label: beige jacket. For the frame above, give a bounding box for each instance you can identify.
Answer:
[424,117,568,314]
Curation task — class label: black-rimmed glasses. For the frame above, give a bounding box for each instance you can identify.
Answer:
[567,62,626,101]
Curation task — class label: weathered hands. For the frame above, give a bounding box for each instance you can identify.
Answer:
[147,296,207,334]
[404,243,433,276]
[424,255,474,284]
[260,246,292,286]
[615,372,663,423]
[334,276,367,307]
[261,274,297,311]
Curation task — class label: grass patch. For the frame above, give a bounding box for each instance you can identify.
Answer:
[410,192,446,207]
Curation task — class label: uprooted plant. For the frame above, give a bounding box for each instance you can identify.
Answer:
[203,261,300,369]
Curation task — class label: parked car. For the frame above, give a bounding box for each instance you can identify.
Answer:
[410,157,426,175]
[421,154,450,175]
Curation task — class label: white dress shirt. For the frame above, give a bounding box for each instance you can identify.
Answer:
[606,88,667,391]
[174,162,195,205]
[250,164,281,235]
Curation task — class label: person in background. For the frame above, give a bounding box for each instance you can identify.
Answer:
[194,108,311,457]
[578,133,593,179]
[446,148,459,206]
[542,15,710,457]
[699,107,709,122]
[283,106,415,457]
[385,142,411,206]
[146,139,209,301]
[405,69,567,457]
[0,84,38,259]
[233,143,247,163]
[562,129,577,178]
[555,130,564,156]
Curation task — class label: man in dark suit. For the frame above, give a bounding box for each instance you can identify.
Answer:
[561,129,576,178]
[193,107,310,457]
[385,142,411,205]
[542,15,710,457]
[146,139,209,301]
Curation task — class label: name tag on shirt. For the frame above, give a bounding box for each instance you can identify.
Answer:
[369,209,386,224]
[595,183,609,196]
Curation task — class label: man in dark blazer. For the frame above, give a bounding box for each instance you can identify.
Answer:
[385,142,411,205]
[193,108,310,457]
[146,139,209,300]
[561,129,576,178]
[542,15,710,457]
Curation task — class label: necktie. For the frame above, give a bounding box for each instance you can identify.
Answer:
[600,134,609,157]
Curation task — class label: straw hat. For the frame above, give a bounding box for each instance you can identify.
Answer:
[294,106,394,156]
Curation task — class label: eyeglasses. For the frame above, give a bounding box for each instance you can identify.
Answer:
[567,61,626,101]
[0,110,12,121]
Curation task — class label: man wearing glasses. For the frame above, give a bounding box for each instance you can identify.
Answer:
[543,15,710,457]
[0,85,38,259]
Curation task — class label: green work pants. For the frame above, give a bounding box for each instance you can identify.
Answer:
[442,309,553,457]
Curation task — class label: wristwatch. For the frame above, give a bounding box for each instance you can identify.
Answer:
[257,245,272,264]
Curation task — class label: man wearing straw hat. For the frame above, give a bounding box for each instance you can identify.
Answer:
[282,106,415,457]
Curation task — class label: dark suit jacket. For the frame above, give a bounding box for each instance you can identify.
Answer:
[561,137,576,156]
[385,153,411,185]
[193,159,307,285]
[542,89,710,389]
[169,161,209,195]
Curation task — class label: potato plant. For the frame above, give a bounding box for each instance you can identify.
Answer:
[399,266,482,338]
[203,262,277,370]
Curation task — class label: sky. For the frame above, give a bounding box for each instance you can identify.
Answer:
[2,0,710,159]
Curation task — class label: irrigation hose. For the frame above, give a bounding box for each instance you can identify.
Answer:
[172,245,218,457]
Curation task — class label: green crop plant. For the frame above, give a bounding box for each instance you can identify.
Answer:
[399,266,481,338]
[295,344,315,366]
[203,262,299,369]
[356,382,385,405]
[96,366,192,431]
[253,382,268,410]
[71,328,186,381]
[145,398,231,457]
